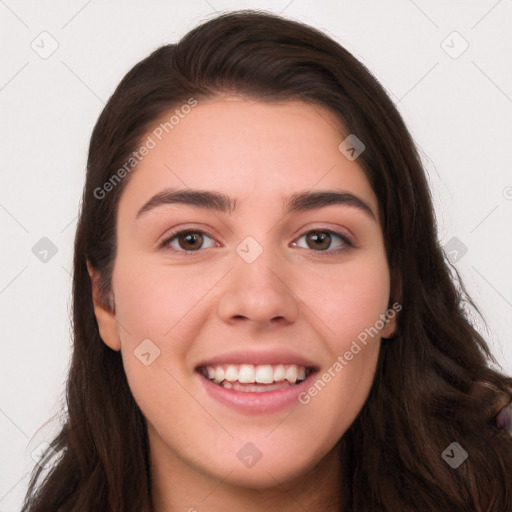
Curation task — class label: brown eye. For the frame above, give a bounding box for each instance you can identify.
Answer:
[292,229,355,254]
[161,229,217,253]
[305,231,332,250]
[177,231,204,251]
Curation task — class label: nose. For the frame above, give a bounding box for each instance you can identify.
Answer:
[217,245,299,328]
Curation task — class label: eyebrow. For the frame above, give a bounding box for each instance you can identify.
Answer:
[135,188,376,220]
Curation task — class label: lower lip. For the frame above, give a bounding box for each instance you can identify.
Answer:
[198,372,314,414]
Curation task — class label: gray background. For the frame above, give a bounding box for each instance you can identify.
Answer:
[1,1,511,509]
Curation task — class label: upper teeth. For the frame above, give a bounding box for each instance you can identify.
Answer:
[204,364,307,385]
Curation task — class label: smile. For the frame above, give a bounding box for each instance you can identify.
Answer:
[197,364,317,414]
[198,363,312,392]
[195,351,319,413]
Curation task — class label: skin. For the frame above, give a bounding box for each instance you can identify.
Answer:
[88,97,396,512]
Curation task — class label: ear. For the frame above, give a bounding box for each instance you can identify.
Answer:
[86,260,121,351]
[380,309,398,339]
[381,272,402,339]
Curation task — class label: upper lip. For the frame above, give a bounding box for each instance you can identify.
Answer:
[195,349,320,370]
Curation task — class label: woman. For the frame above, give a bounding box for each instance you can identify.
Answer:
[21,9,512,512]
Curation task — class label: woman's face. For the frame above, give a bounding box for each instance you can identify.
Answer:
[89,97,395,489]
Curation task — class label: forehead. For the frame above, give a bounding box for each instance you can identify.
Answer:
[117,97,378,219]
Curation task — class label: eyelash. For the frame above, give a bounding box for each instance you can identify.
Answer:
[159,226,356,257]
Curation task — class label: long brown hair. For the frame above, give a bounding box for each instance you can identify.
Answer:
[21,10,512,512]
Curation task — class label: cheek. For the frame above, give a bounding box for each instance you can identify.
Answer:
[111,257,216,342]
[108,260,190,401]
[293,259,389,437]
[294,251,391,349]
[297,342,380,450]
[290,251,389,426]
[111,262,214,435]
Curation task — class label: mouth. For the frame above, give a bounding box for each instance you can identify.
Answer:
[195,351,320,413]
[196,363,314,392]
